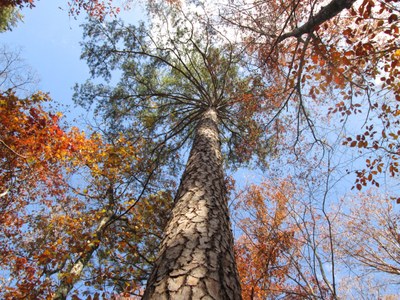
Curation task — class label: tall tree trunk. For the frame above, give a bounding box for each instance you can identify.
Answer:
[143,108,242,299]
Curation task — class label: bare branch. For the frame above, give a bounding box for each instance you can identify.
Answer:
[278,0,356,42]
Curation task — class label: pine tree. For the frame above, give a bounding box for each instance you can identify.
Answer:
[142,108,241,298]
[76,6,271,297]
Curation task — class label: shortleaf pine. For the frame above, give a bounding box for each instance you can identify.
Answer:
[143,109,241,299]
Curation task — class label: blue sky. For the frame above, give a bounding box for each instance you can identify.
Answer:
[2,0,146,126]
[2,1,88,110]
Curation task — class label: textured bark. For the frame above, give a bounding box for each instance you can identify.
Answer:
[143,108,241,299]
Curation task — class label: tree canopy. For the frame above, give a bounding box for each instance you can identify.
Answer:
[1,0,400,298]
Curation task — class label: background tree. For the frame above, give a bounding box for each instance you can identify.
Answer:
[234,179,301,299]
[334,190,400,278]
[219,3,400,295]
[234,180,400,299]
[232,145,341,300]
[0,91,174,299]
[223,0,400,193]
[0,45,173,299]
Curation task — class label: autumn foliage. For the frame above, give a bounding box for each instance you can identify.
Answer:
[226,0,400,197]
[0,90,172,298]
[1,91,83,297]
[2,0,400,298]
[0,0,35,9]
[0,90,79,229]
[234,180,298,299]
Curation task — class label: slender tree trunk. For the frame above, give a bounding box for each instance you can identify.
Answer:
[52,211,113,300]
[143,108,242,299]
